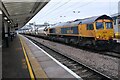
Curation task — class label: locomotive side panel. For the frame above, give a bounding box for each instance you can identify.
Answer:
[78,24,95,37]
[60,26,79,35]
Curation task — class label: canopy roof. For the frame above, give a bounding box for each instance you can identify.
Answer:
[1,0,49,29]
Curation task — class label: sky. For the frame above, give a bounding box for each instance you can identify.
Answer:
[26,0,120,25]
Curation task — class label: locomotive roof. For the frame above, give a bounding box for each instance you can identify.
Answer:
[52,15,113,28]
[81,15,113,24]
[53,20,82,27]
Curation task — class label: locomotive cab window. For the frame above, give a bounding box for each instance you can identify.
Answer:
[50,28,56,33]
[96,22,104,29]
[105,22,113,29]
[87,24,94,30]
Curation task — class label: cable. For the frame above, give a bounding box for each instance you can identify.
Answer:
[39,0,97,23]
[39,0,82,22]
[52,0,97,20]
[52,0,97,23]
[40,0,63,16]
[41,0,72,19]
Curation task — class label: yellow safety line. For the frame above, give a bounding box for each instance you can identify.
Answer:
[19,36,35,80]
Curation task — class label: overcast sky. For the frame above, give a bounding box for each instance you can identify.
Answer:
[27,0,120,25]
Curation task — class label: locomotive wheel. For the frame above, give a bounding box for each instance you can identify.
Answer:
[65,38,70,44]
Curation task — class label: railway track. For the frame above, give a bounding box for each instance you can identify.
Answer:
[80,47,120,59]
[26,35,120,59]
[110,43,120,54]
[100,52,120,59]
[97,43,120,58]
[27,36,113,80]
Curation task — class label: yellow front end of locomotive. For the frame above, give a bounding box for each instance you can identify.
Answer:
[95,29,114,40]
[95,20,114,40]
[115,32,120,39]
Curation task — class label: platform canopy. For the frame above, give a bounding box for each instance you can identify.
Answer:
[0,0,49,29]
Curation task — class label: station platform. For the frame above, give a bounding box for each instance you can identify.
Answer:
[2,34,81,79]
[2,35,30,79]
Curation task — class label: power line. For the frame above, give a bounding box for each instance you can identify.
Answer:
[40,0,63,16]
[40,0,72,19]
[48,0,83,17]
[39,0,97,23]
[39,0,81,22]
[56,0,97,23]
[52,0,97,20]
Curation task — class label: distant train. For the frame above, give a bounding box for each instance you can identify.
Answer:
[23,15,117,50]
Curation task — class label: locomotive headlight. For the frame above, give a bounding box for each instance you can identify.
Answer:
[96,36,99,38]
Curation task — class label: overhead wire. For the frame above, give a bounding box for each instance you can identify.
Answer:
[40,0,72,19]
[39,0,97,23]
[39,0,81,22]
[40,0,63,17]
[52,0,97,20]
[46,0,97,23]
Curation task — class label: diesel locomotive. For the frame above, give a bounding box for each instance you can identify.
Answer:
[24,15,117,50]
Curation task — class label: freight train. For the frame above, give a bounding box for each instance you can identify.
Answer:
[23,15,117,50]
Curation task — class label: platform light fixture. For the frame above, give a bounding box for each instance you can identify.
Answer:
[0,10,2,14]
[7,21,10,23]
[4,17,7,20]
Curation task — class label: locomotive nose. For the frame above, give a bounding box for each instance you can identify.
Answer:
[96,30,114,40]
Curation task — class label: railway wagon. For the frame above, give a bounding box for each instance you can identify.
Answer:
[36,27,48,37]
[46,15,116,49]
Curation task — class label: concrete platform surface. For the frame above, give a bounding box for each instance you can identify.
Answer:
[20,34,82,79]
[2,36,30,79]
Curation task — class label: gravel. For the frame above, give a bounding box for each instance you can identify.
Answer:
[26,35,120,79]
